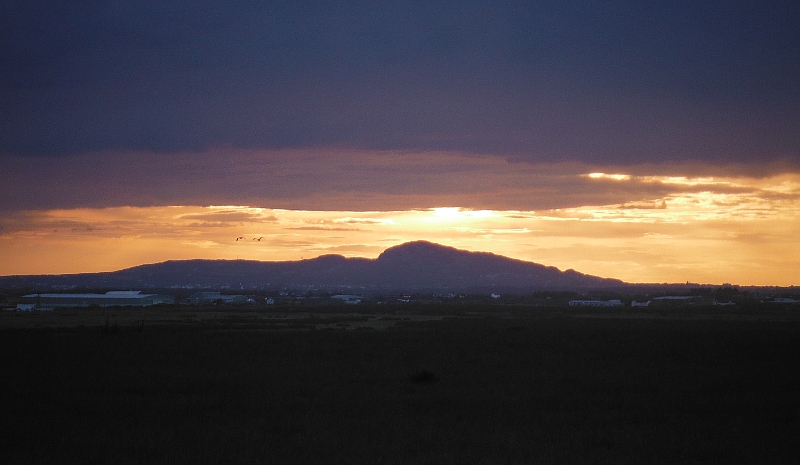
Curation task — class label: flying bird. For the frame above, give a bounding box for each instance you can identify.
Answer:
[236,236,245,241]
[254,237,263,241]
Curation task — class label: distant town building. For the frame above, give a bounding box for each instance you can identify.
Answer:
[13,303,52,311]
[568,299,623,307]
[651,296,705,306]
[331,294,362,304]
[187,292,252,305]
[20,291,174,308]
[631,300,651,307]
[771,298,799,304]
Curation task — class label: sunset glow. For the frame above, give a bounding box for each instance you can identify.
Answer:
[2,169,798,285]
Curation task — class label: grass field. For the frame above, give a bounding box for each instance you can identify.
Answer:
[1,305,798,464]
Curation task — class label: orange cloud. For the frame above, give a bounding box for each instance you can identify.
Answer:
[2,177,799,286]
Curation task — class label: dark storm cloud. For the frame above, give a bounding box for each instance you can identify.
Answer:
[1,1,799,165]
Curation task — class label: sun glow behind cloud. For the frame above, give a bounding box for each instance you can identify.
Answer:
[587,173,632,181]
[2,169,799,286]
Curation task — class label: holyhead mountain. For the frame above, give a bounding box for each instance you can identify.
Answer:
[0,241,623,292]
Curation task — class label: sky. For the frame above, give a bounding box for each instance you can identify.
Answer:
[1,1,799,285]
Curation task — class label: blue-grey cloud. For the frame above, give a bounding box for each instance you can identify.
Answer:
[3,149,798,213]
[1,1,798,166]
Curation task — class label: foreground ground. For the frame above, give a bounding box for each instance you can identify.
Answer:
[1,304,798,464]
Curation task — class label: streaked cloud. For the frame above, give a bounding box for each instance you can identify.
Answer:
[4,149,798,214]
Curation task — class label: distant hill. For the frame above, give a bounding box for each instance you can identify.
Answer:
[0,241,624,293]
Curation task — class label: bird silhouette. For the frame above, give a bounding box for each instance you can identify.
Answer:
[254,237,264,241]
[236,236,245,241]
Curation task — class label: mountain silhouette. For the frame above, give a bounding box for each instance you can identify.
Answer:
[0,241,623,292]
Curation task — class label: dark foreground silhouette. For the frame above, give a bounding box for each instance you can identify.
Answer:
[1,304,798,464]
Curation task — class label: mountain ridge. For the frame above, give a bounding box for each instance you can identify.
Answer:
[0,241,624,292]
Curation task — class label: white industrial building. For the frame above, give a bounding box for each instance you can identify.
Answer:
[568,299,623,307]
[20,291,174,308]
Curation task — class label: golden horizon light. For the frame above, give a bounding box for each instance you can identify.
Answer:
[2,170,799,286]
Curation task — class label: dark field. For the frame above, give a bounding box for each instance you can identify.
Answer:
[1,305,799,464]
